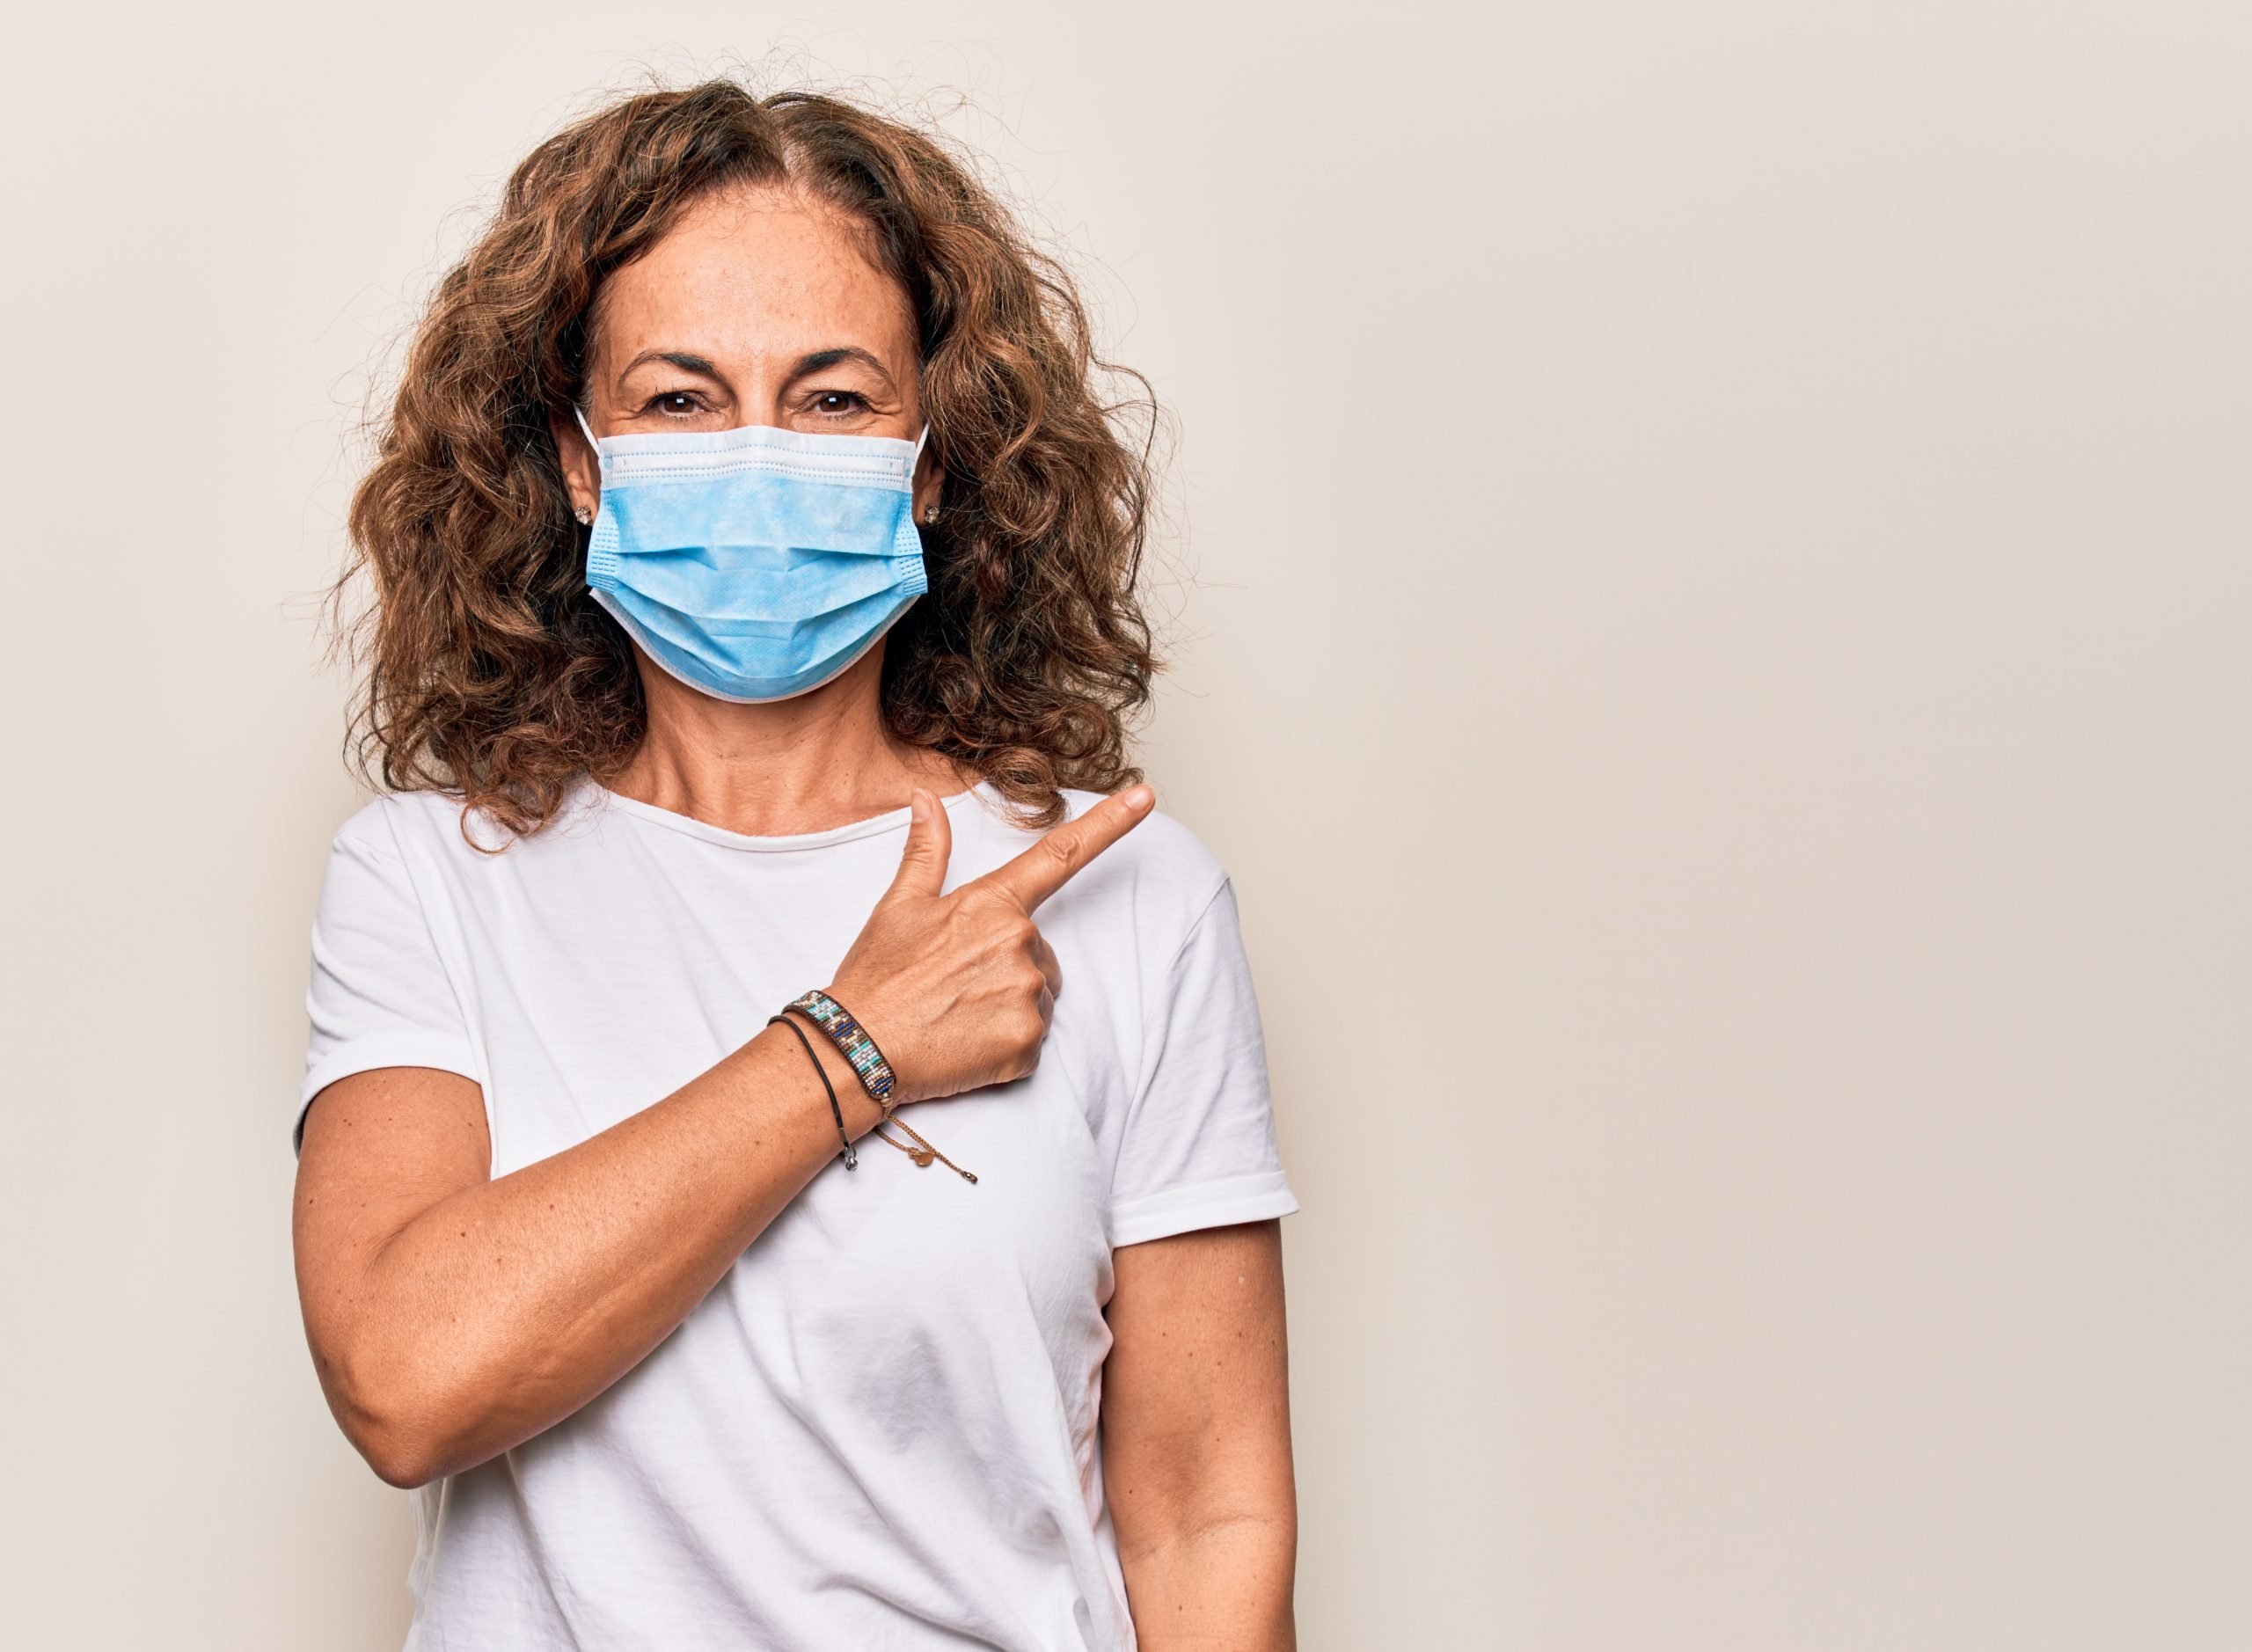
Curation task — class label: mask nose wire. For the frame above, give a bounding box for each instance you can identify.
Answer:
[574,406,928,501]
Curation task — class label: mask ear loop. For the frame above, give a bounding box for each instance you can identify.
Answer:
[571,405,604,521]
[571,403,602,454]
[909,422,935,522]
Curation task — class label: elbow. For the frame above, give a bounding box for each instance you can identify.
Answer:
[337,1389,455,1490]
[1108,1451,1299,1573]
[354,1422,448,1491]
[319,1342,473,1490]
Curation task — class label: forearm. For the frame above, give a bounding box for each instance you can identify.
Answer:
[305,1023,875,1484]
[1117,1511,1298,1650]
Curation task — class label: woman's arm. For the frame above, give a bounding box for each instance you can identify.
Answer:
[1104,1219,1297,1649]
[294,1032,864,1488]
[293,786,1151,1488]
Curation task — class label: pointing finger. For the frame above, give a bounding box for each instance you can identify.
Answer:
[976,785,1154,913]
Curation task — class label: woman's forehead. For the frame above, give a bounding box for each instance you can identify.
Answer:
[594,187,914,373]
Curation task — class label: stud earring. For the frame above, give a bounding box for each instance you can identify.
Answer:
[574,506,594,526]
[923,502,940,524]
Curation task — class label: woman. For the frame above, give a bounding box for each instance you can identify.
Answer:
[291,81,1299,1650]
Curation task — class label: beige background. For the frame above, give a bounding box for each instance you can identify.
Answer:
[1,2,2245,1647]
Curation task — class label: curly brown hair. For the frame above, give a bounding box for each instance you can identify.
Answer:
[337,79,1159,837]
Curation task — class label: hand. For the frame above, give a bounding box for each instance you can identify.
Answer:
[826,784,1156,1103]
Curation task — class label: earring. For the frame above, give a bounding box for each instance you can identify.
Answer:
[923,502,940,524]
[574,506,594,526]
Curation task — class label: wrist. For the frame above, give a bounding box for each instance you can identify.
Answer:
[778,991,978,1188]
[780,1008,888,1138]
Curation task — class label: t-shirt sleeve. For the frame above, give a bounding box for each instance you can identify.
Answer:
[1108,877,1299,1248]
[296,814,480,1154]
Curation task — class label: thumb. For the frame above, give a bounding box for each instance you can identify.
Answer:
[881,788,953,903]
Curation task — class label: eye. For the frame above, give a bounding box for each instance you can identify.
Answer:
[809,390,873,419]
[640,391,707,418]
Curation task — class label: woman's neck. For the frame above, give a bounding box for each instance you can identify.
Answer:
[605,647,969,837]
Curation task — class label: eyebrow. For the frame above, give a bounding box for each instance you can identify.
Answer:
[618,349,722,381]
[790,347,896,388]
[615,346,897,388]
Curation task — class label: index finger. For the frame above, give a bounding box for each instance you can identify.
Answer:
[975,785,1156,912]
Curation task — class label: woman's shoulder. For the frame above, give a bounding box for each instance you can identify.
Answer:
[326,789,435,856]
[326,782,603,862]
[1067,786,1225,885]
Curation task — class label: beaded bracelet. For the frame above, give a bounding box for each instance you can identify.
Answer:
[782,990,977,1185]
[787,989,898,1106]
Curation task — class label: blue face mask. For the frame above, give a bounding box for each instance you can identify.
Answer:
[574,408,930,703]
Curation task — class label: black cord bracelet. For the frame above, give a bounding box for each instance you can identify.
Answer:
[769,1013,855,1169]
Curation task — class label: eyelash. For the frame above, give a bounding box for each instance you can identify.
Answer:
[636,389,876,420]
[805,390,873,419]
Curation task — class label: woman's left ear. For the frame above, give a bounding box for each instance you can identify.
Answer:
[912,445,943,527]
[552,411,602,525]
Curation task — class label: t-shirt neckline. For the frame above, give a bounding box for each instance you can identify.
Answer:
[589,778,989,853]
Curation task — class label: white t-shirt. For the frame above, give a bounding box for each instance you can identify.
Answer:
[298,778,1297,1651]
